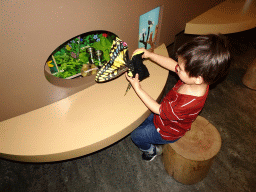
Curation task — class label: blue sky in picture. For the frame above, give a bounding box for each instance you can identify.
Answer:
[138,6,160,49]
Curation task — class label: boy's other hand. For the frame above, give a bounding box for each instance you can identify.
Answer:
[125,73,141,90]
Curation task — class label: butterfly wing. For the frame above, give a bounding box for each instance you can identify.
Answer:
[95,37,129,82]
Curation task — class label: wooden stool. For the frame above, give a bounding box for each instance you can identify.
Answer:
[242,57,256,90]
[161,116,221,185]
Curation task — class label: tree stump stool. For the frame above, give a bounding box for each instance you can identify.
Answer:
[161,116,221,185]
[242,57,256,90]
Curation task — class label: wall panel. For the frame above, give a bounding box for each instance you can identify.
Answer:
[0,0,224,121]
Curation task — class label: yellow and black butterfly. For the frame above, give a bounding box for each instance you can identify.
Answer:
[95,37,129,82]
[95,37,150,95]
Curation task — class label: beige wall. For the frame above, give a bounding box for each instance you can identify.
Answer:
[0,0,224,122]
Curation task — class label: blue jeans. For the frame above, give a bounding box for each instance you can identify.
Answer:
[131,113,179,153]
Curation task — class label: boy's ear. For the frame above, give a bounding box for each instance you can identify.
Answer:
[195,76,204,84]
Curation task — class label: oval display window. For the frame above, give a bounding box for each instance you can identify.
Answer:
[44,30,120,87]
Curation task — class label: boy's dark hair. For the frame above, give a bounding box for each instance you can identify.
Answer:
[176,34,230,84]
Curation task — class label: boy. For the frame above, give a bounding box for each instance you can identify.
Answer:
[125,34,230,161]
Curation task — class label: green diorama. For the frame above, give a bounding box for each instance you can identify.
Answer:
[46,31,117,79]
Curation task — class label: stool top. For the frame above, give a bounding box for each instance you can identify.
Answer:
[170,116,221,161]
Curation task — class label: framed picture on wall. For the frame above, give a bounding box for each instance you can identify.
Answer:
[138,6,163,51]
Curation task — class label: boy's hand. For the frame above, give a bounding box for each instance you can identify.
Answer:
[125,73,141,90]
[125,72,160,114]
[133,48,152,59]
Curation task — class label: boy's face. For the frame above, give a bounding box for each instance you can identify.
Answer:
[176,56,202,85]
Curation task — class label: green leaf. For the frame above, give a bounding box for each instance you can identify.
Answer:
[91,36,112,61]
[79,52,89,63]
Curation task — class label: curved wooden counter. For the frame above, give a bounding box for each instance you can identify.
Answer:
[0,44,169,163]
[185,0,256,35]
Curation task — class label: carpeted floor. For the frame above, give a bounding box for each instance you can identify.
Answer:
[0,30,256,192]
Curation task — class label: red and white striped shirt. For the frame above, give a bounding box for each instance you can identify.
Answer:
[154,80,209,140]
